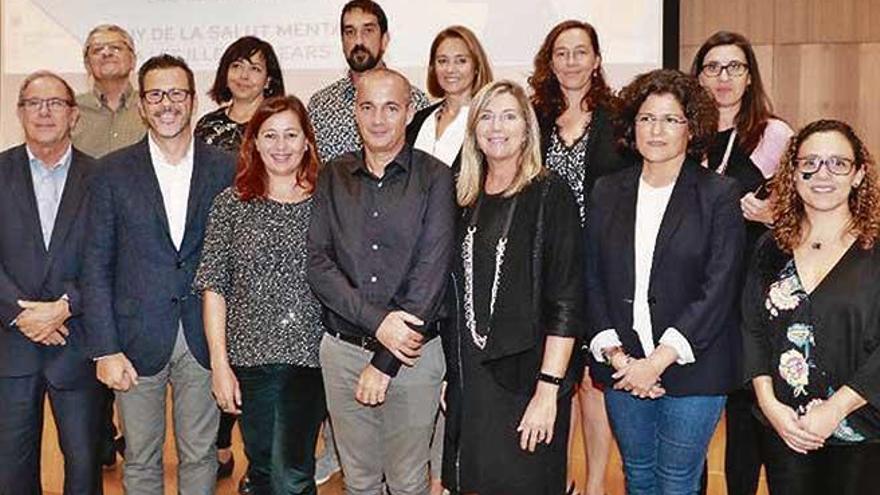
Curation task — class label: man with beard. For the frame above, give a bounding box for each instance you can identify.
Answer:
[307,0,429,164]
[82,54,234,494]
[72,24,146,158]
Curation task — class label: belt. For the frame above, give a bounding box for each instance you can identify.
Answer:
[327,324,441,353]
[327,330,383,352]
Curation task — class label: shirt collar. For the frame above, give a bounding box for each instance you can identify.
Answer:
[26,143,73,175]
[89,82,136,110]
[348,144,413,177]
[148,132,194,169]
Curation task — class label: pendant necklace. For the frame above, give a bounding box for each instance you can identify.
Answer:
[462,192,518,349]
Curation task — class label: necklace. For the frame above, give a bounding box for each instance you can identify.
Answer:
[462,193,518,349]
[811,242,822,250]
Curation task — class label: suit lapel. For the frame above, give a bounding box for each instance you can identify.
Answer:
[10,147,49,259]
[46,151,85,257]
[652,161,697,269]
[179,140,208,256]
[132,139,176,251]
[611,166,640,297]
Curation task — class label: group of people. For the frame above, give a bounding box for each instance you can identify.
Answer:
[1,1,879,495]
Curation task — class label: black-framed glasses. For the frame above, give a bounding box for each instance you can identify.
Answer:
[634,113,688,127]
[141,88,192,104]
[701,61,749,78]
[18,97,73,113]
[795,155,856,176]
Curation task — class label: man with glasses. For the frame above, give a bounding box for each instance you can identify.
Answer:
[73,24,146,158]
[0,71,102,494]
[82,54,234,494]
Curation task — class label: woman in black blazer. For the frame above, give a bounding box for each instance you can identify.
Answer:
[527,20,630,495]
[405,25,493,177]
[585,69,745,494]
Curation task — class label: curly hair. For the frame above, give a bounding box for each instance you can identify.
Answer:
[528,20,613,121]
[770,119,880,252]
[614,69,718,160]
[690,31,777,154]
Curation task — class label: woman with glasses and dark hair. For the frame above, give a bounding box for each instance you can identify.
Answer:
[585,69,745,494]
[528,20,629,495]
[690,31,794,495]
[742,119,880,494]
[195,95,325,495]
[195,36,285,153]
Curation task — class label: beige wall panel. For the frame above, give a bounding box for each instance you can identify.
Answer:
[773,44,861,131]
[856,43,880,155]
[681,0,775,46]
[775,0,880,43]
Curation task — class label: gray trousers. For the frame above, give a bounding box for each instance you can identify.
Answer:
[116,328,220,495]
[320,333,445,495]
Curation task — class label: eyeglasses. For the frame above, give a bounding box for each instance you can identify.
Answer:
[87,42,131,57]
[18,97,73,113]
[700,61,749,78]
[634,113,688,127]
[795,155,856,176]
[141,88,192,104]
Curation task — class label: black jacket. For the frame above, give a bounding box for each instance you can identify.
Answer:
[585,159,746,395]
[405,100,463,177]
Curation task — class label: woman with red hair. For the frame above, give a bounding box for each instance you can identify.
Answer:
[195,95,324,494]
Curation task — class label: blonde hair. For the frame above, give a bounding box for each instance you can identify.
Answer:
[457,80,546,207]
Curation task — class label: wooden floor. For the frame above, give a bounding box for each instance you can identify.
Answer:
[39,397,769,495]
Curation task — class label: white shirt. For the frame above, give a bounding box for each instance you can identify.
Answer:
[148,134,194,250]
[413,104,468,167]
[590,177,695,365]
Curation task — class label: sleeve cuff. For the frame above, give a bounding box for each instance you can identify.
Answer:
[659,327,696,365]
[370,348,402,377]
[589,329,622,363]
[361,304,389,336]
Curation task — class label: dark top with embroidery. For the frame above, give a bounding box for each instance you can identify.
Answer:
[307,74,430,164]
[194,188,323,368]
[545,126,590,226]
[742,234,880,443]
[194,107,247,154]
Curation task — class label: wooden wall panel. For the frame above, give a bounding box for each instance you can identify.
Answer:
[775,0,880,43]
[856,43,880,156]
[681,0,775,45]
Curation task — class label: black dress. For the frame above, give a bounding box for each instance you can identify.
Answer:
[443,173,584,495]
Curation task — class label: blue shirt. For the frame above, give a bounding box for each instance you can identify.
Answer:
[27,145,72,250]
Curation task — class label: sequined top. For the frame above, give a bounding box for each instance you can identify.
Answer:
[194,187,323,367]
[544,126,590,226]
[194,107,247,154]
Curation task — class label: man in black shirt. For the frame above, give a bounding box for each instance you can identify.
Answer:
[308,68,454,495]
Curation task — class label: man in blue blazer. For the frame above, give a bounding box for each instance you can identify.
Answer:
[82,54,234,494]
[0,71,102,495]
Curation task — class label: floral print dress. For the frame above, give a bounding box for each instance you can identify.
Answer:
[743,235,880,445]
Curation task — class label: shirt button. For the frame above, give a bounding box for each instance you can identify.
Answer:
[370,275,378,283]
[112,132,119,138]
[377,181,383,189]
[371,211,379,218]
[371,243,379,251]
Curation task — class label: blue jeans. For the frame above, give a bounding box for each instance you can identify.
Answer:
[605,390,725,495]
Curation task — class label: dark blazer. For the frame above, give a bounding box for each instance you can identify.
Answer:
[585,159,746,395]
[82,137,235,376]
[0,145,97,388]
[405,100,462,176]
[538,105,632,199]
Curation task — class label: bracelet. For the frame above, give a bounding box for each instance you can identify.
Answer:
[536,372,564,386]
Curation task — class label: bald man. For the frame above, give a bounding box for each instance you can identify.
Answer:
[307,69,454,495]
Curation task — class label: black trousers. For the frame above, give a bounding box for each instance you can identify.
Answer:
[235,364,326,495]
[724,388,764,495]
[0,374,102,495]
[760,424,880,495]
